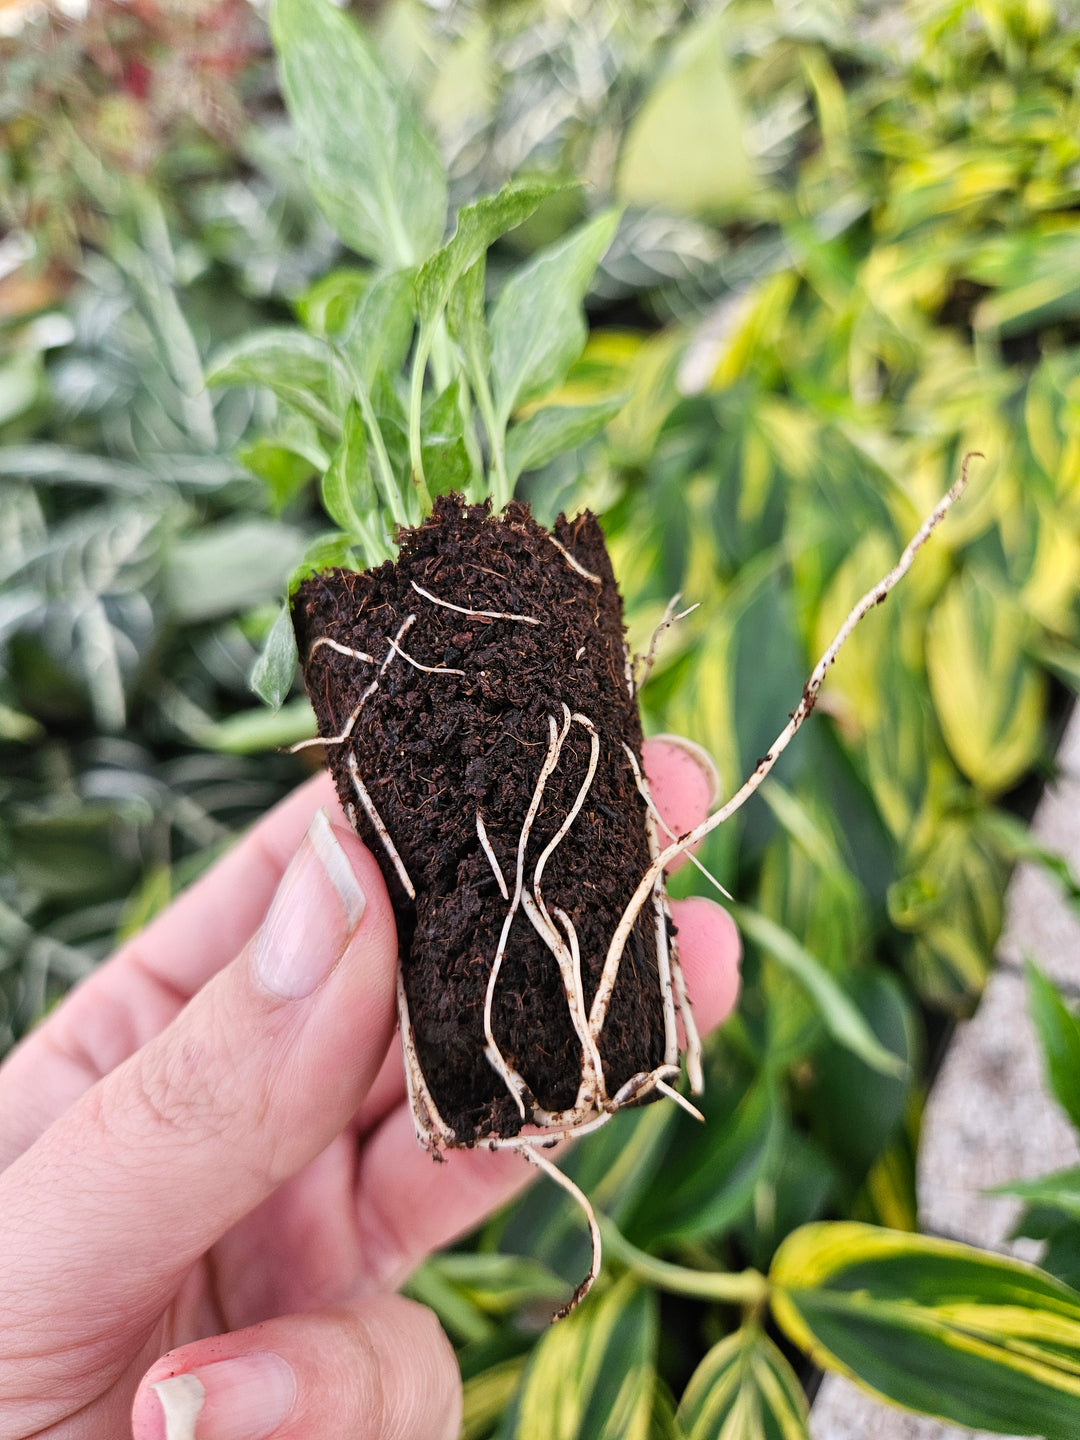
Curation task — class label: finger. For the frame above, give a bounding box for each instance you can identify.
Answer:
[0,813,398,1358]
[132,1295,459,1440]
[641,735,720,873]
[0,771,339,1169]
[350,893,741,1292]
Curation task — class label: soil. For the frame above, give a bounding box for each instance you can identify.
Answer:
[293,495,666,1144]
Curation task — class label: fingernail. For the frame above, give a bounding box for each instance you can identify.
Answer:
[255,808,366,1000]
[152,1354,296,1440]
[649,734,722,808]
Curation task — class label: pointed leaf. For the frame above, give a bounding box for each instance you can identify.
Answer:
[770,1222,1080,1439]
[506,396,627,482]
[206,329,346,436]
[1026,962,1080,1132]
[416,180,565,327]
[271,0,446,266]
[491,210,620,424]
[251,602,299,709]
[677,1326,809,1440]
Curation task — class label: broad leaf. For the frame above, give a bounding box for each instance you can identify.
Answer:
[770,1222,1080,1439]
[320,402,377,539]
[251,602,299,709]
[1026,961,1080,1132]
[271,0,446,266]
[341,267,417,391]
[617,10,749,216]
[416,180,564,327]
[506,397,627,482]
[490,210,620,425]
[206,329,346,436]
[733,905,906,1077]
[677,1325,809,1440]
[511,1276,656,1440]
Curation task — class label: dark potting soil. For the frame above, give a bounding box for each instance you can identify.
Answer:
[293,495,666,1144]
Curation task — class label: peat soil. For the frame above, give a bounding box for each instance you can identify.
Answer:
[293,495,666,1144]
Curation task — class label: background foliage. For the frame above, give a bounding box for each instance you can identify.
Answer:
[3,0,1080,1435]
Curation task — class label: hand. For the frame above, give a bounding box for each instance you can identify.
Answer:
[0,736,740,1440]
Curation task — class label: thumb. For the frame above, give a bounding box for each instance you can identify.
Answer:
[0,810,398,1360]
[132,1296,460,1440]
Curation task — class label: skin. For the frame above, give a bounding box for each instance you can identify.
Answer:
[0,738,740,1440]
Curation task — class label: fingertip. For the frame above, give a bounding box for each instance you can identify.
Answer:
[669,895,741,1035]
[642,736,720,866]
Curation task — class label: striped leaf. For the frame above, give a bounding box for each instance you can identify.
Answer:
[770,1222,1080,1438]
[510,1276,657,1440]
[676,1325,809,1440]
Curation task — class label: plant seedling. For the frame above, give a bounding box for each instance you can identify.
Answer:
[212,0,977,1318]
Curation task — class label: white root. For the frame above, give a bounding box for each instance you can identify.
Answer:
[617,742,680,1072]
[595,456,981,1029]
[632,594,699,696]
[397,968,457,1149]
[547,533,601,585]
[411,580,540,626]
[476,812,509,900]
[308,636,376,664]
[386,629,466,676]
[345,751,416,900]
[515,1143,602,1319]
[621,741,733,901]
[655,1077,705,1123]
[482,711,573,1117]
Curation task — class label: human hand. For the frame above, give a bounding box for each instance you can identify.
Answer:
[0,736,740,1440]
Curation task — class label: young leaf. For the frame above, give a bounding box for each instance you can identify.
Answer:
[341,267,417,391]
[206,329,346,436]
[415,180,566,327]
[1026,962,1080,1132]
[319,401,389,567]
[271,0,447,267]
[421,379,474,497]
[505,396,627,482]
[250,602,299,709]
[676,1325,810,1440]
[770,1222,1080,1440]
[490,209,620,426]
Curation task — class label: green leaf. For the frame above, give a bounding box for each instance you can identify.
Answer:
[506,397,627,482]
[162,521,309,624]
[320,402,377,536]
[271,0,446,266]
[1026,961,1080,1132]
[250,602,300,709]
[770,1222,1080,1439]
[732,905,907,1078]
[448,256,490,381]
[490,210,620,425]
[342,267,417,391]
[991,1166,1080,1222]
[416,180,564,327]
[296,268,372,337]
[616,10,749,217]
[287,532,360,594]
[206,328,346,436]
[677,1325,810,1440]
[628,1076,782,1244]
[421,379,474,497]
[512,1276,656,1440]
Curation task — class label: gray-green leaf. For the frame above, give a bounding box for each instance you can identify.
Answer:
[206,329,346,437]
[1027,961,1080,1133]
[271,0,447,267]
[416,180,566,327]
[251,602,300,709]
[506,396,627,482]
[490,209,620,425]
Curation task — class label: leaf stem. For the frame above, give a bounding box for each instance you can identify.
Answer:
[336,345,407,531]
[409,325,435,513]
[599,1218,769,1308]
[471,362,510,509]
